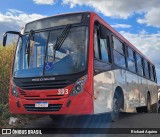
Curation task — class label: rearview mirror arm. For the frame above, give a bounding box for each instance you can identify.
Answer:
[3,31,22,47]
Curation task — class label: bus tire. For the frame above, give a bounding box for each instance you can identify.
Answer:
[158,104,160,113]
[49,115,65,122]
[146,93,151,113]
[136,107,146,113]
[110,91,122,122]
[150,103,157,113]
[136,93,151,113]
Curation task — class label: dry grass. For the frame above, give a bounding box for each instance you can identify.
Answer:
[0,44,43,128]
[0,44,16,127]
[0,44,15,104]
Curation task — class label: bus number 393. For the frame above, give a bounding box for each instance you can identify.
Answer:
[58,89,68,95]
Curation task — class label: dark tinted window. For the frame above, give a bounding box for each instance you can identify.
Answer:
[150,65,154,81]
[136,54,142,65]
[128,59,136,72]
[153,66,156,81]
[113,36,124,54]
[144,60,149,78]
[100,39,109,63]
[148,62,151,79]
[144,60,148,70]
[136,53,144,76]
[137,65,143,76]
[128,47,134,60]
[94,25,110,64]
[113,36,126,68]
[94,29,100,59]
[127,47,136,72]
[113,50,126,68]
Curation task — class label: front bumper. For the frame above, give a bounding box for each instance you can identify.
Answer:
[9,90,93,115]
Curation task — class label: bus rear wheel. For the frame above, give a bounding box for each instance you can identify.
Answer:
[146,93,151,113]
[136,93,151,113]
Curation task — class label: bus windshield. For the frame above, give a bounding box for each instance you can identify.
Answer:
[13,26,88,78]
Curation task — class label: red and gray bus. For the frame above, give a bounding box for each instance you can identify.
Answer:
[2,12,158,121]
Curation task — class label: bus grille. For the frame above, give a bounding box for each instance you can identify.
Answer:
[20,80,72,90]
[19,90,63,100]
[24,104,62,112]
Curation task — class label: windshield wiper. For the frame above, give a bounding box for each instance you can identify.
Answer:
[26,30,34,67]
[54,24,71,51]
[52,24,71,62]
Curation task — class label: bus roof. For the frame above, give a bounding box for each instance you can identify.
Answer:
[25,11,89,27]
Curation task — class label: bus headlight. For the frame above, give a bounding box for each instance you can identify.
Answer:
[12,84,19,97]
[70,75,87,96]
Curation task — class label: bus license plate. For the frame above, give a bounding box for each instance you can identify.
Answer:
[35,102,48,107]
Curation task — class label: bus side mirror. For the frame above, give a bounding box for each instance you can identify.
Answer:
[3,33,7,47]
[2,31,22,47]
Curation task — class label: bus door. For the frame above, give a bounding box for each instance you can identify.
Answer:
[93,23,113,114]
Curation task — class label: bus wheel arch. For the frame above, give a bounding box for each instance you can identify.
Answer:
[114,86,124,110]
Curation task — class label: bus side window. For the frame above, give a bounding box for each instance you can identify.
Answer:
[150,65,154,81]
[153,66,157,82]
[113,36,126,68]
[100,38,109,63]
[94,25,110,63]
[136,53,143,76]
[127,47,136,72]
[143,60,149,79]
[94,23,112,74]
[94,28,100,59]
[148,62,151,79]
[141,58,145,77]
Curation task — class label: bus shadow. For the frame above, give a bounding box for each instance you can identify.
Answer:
[46,112,140,128]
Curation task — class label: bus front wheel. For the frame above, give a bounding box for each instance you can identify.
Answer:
[110,92,122,122]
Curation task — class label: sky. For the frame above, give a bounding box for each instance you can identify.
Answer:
[0,0,160,84]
